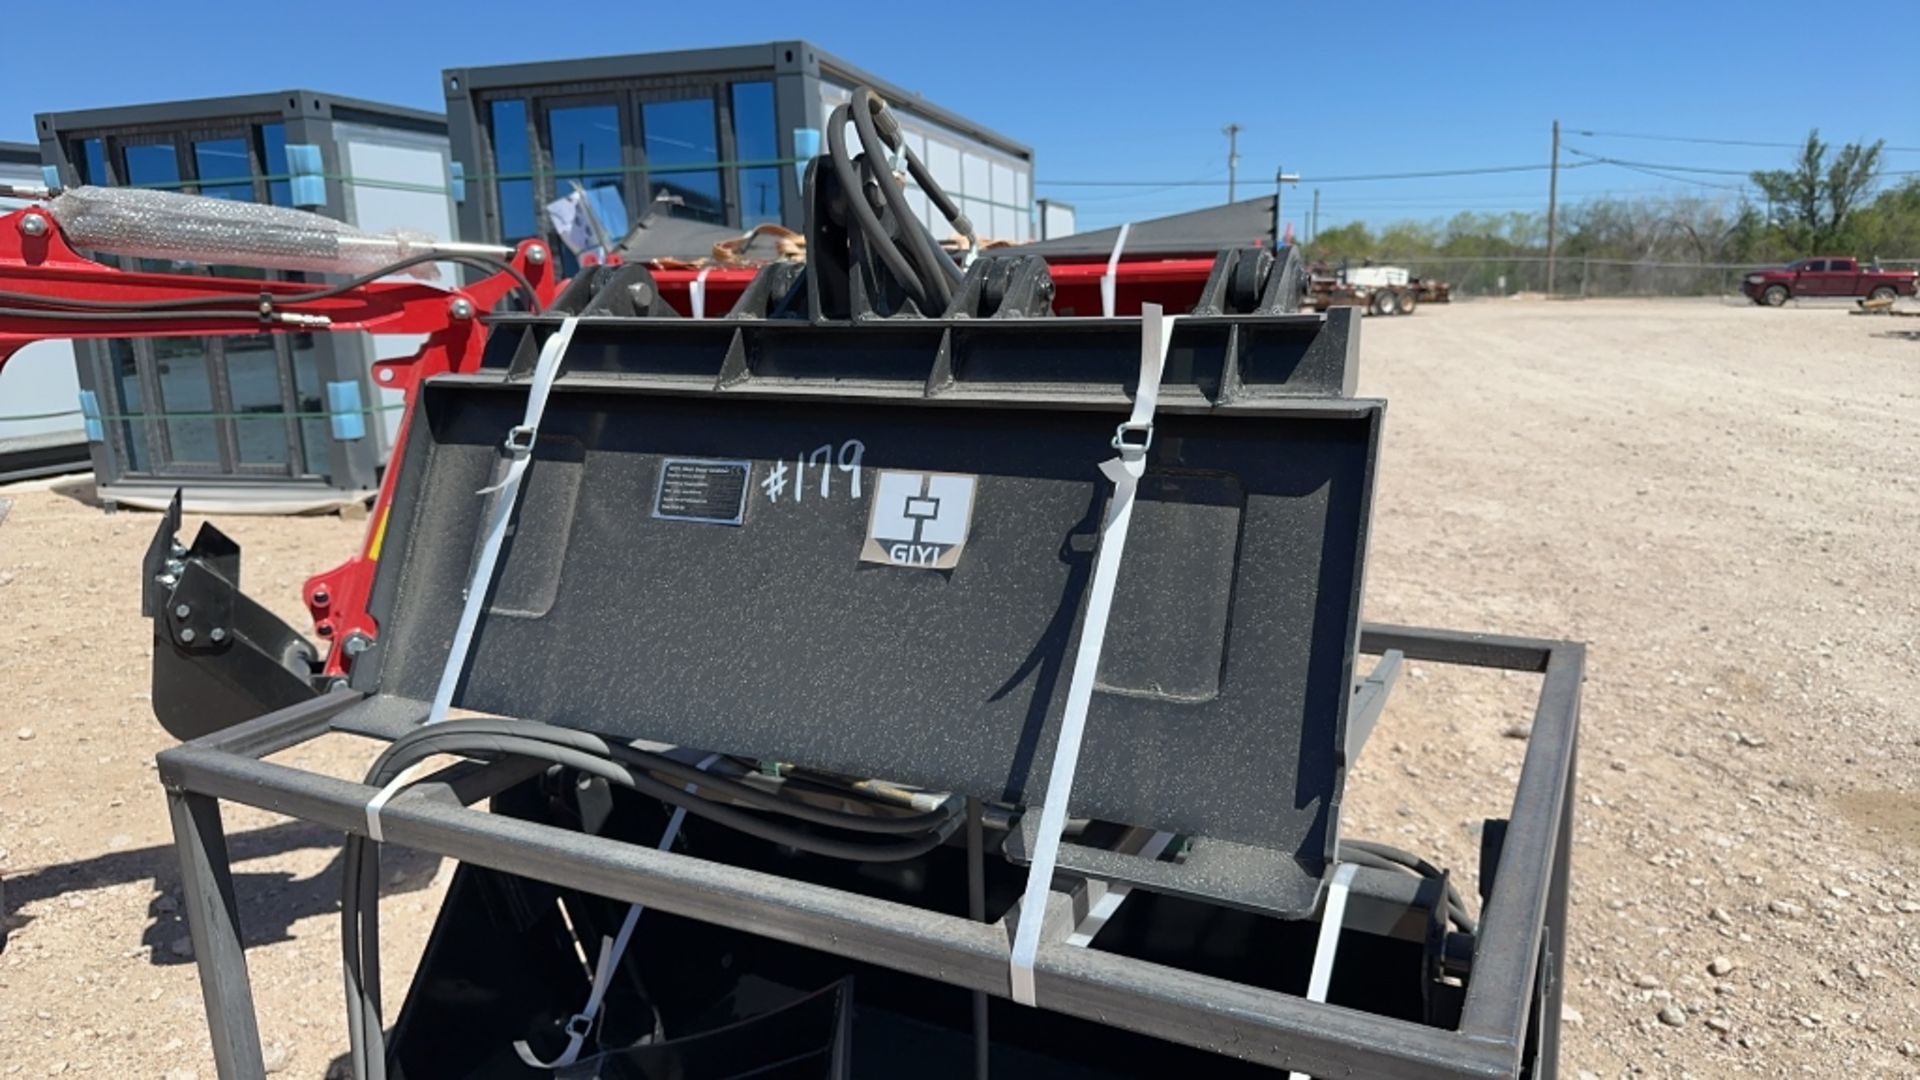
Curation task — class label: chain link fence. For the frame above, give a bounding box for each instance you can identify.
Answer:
[1366,256,1920,299]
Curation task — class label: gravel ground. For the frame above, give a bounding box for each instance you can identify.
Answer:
[1,297,1917,1077]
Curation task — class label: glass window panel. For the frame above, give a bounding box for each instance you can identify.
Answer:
[730,82,778,163]
[643,98,721,224]
[259,123,292,206]
[926,141,961,194]
[730,82,783,228]
[224,334,290,466]
[490,99,535,241]
[76,138,108,185]
[152,338,219,464]
[123,144,181,189]
[1015,170,1029,212]
[109,340,149,473]
[123,144,185,271]
[991,162,1015,208]
[194,137,253,202]
[964,197,991,241]
[194,136,269,278]
[905,187,930,235]
[550,103,624,191]
[737,167,781,228]
[288,334,330,475]
[962,153,989,199]
[992,205,1015,242]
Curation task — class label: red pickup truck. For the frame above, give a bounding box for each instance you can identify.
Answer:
[1742,257,1919,306]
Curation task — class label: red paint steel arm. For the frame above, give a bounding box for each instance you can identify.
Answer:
[0,204,559,677]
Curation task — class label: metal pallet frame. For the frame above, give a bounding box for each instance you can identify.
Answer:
[157,624,1580,1080]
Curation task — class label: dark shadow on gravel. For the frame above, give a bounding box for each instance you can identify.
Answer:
[0,820,441,964]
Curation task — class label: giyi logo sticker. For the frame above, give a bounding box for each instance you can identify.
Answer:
[861,471,977,569]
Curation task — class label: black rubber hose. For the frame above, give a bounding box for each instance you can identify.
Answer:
[0,306,288,322]
[365,732,959,862]
[849,87,956,309]
[824,103,933,312]
[371,718,957,836]
[900,144,972,247]
[340,732,961,1078]
[1339,839,1476,933]
[857,88,971,269]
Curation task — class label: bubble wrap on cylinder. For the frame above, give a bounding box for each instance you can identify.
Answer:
[47,186,441,280]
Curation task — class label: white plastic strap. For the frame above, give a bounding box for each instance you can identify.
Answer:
[1287,862,1361,1080]
[690,267,711,320]
[1008,303,1175,1008]
[425,316,580,727]
[1099,222,1132,319]
[1064,831,1174,947]
[363,760,433,844]
[512,752,722,1069]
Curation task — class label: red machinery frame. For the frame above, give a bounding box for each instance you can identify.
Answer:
[0,204,558,678]
[1,203,1221,683]
[644,257,1218,322]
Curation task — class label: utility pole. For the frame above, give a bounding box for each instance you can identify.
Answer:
[1311,188,1321,245]
[1546,119,1560,295]
[1224,123,1243,202]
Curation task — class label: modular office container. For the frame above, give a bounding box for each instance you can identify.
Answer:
[443,41,1037,274]
[37,92,458,512]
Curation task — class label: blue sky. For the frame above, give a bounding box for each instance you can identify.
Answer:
[4,1,1915,233]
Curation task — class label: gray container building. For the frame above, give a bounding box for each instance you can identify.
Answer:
[36,91,458,512]
[442,42,1035,273]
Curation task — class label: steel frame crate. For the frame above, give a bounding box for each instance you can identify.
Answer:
[158,625,1578,1079]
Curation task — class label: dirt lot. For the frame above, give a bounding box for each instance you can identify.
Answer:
[2,297,1917,1077]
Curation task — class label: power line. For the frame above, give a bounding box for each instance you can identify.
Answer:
[1040,179,1240,188]
[1572,127,1920,153]
[1313,162,1588,183]
[1043,161,1593,188]
[1570,145,1920,180]
[1591,159,1748,192]
[1563,147,1750,175]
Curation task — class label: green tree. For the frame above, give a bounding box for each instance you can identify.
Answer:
[1846,178,1920,259]
[1749,130,1884,250]
[1308,222,1376,260]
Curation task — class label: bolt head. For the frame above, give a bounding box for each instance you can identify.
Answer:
[165,559,186,576]
[19,214,47,237]
[174,603,191,619]
[209,628,227,643]
[628,281,654,306]
[449,298,475,319]
[178,627,196,643]
[527,246,547,265]
[343,633,372,656]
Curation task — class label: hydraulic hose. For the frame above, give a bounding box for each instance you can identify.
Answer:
[340,722,964,1079]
